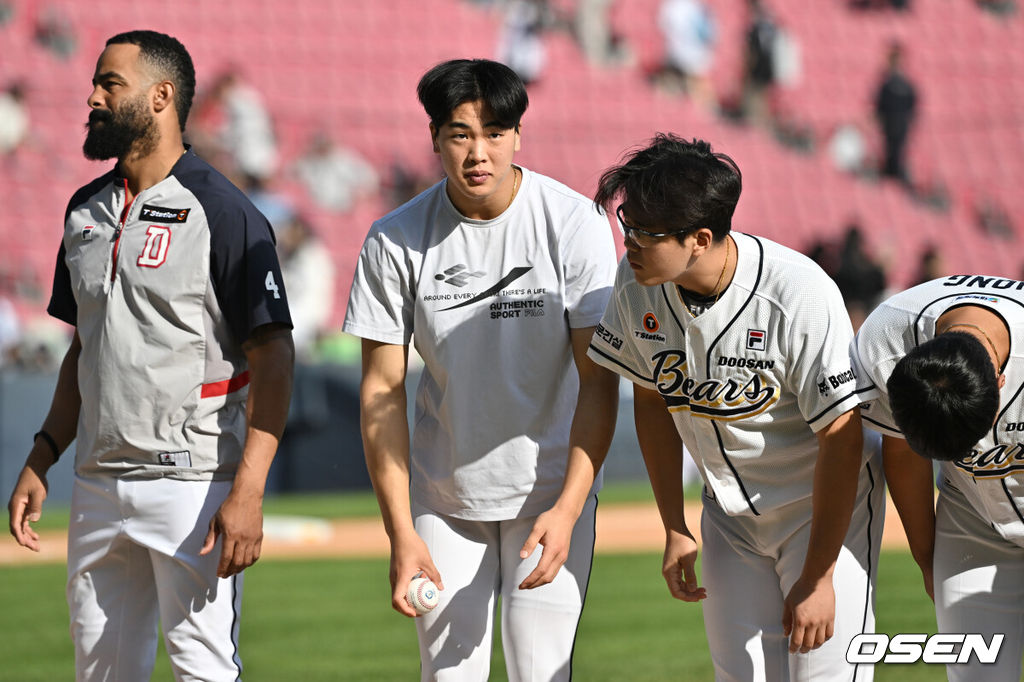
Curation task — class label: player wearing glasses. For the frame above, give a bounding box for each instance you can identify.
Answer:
[583,134,883,681]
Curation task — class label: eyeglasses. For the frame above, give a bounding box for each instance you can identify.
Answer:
[616,204,686,248]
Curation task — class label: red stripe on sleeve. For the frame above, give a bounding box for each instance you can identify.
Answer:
[200,370,251,398]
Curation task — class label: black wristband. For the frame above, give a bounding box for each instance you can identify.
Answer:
[33,430,61,464]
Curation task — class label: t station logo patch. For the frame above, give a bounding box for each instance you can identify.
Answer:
[634,312,666,343]
[139,204,190,224]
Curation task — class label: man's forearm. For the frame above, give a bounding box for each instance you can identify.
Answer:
[32,331,83,469]
[236,328,295,493]
[554,356,619,518]
[801,409,864,581]
[882,435,935,569]
[634,385,688,535]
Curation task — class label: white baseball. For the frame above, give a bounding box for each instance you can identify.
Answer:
[406,576,439,615]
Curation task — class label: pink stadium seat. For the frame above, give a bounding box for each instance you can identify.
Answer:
[2,0,1022,322]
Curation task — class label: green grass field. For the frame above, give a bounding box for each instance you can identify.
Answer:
[0,485,969,680]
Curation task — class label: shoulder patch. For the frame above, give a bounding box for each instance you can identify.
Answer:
[140,204,190,223]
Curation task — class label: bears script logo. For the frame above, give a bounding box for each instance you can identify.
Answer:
[652,349,778,420]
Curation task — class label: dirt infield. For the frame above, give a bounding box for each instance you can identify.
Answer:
[0,498,910,565]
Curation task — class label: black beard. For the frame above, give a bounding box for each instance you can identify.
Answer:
[83,96,159,161]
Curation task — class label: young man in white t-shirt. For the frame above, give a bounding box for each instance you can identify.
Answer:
[586,134,883,681]
[343,59,619,681]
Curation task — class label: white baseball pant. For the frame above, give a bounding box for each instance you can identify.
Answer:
[66,474,243,682]
[934,483,1024,682]
[411,494,597,681]
[699,445,884,681]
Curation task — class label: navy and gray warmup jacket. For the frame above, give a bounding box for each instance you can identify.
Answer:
[48,149,292,480]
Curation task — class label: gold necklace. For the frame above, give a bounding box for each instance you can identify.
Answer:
[941,323,1002,367]
[711,237,731,305]
[679,237,732,318]
[505,167,519,212]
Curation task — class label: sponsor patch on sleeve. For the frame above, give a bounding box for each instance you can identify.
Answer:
[817,367,858,396]
[595,323,624,350]
[140,204,191,223]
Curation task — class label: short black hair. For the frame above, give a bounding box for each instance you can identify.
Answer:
[417,59,528,131]
[595,133,742,241]
[107,30,195,132]
[887,332,1000,461]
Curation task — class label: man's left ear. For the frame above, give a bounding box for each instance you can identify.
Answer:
[999,373,1007,390]
[152,81,175,114]
[513,122,522,152]
[693,228,715,253]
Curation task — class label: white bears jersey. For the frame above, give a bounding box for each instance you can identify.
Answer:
[588,232,866,517]
[344,166,617,521]
[853,275,1024,547]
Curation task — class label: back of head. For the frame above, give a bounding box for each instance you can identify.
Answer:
[595,133,742,240]
[106,30,195,132]
[887,332,999,460]
[417,59,528,130]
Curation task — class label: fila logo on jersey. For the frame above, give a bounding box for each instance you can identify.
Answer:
[82,225,94,240]
[138,226,172,268]
[435,264,486,287]
[139,204,190,223]
[746,329,767,351]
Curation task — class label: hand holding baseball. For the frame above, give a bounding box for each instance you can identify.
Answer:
[406,574,440,616]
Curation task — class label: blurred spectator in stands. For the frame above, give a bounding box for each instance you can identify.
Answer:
[850,0,911,10]
[239,173,294,233]
[497,0,555,86]
[0,287,20,368]
[191,69,278,181]
[277,215,334,360]
[33,6,76,59]
[387,157,434,210]
[0,81,29,156]
[976,0,1017,16]
[575,0,631,66]
[827,121,869,176]
[831,223,887,330]
[292,130,379,213]
[975,197,1015,240]
[912,244,946,286]
[650,0,717,110]
[874,42,917,189]
[741,0,779,127]
[10,315,69,372]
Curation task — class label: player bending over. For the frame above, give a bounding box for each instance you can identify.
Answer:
[853,274,1024,681]
[586,134,884,681]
